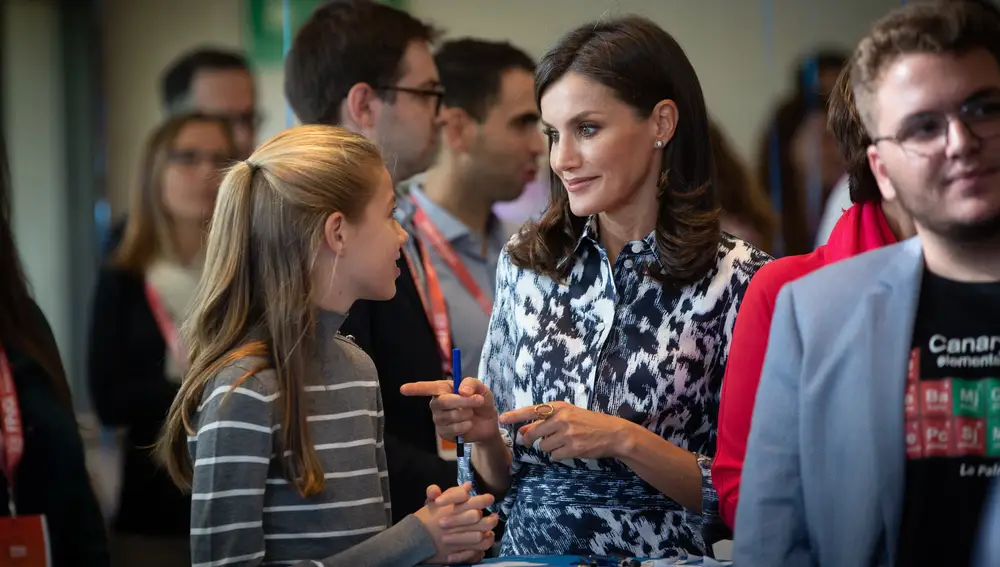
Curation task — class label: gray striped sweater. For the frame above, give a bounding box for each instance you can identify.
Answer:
[187,310,437,567]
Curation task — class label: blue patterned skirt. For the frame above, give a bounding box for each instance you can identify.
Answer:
[499,463,707,559]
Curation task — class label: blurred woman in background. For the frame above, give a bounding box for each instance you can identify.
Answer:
[88,113,235,566]
[757,95,845,256]
[710,120,776,253]
[757,51,848,256]
[0,133,109,564]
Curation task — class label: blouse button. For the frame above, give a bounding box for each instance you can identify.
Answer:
[631,242,643,253]
[623,259,634,269]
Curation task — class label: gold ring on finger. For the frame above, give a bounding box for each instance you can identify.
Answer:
[534,403,555,420]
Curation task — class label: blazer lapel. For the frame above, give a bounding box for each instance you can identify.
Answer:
[868,237,925,564]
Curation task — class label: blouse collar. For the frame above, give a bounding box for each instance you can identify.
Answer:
[572,215,662,268]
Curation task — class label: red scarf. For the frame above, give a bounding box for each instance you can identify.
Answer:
[824,201,898,263]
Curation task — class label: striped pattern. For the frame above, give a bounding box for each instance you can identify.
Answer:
[187,310,436,567]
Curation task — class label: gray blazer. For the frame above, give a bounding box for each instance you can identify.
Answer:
[734,237,925,567]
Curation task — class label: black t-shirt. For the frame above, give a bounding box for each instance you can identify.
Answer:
[897,270,1000,567]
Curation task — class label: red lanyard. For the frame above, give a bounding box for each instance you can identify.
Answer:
[0,344,23,516]
[409,201,493,316]
[404,236,453,377]
[404,200,495,377]
[144,280,183,367]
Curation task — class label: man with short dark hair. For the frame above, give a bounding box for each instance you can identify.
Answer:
[399,39,543,378]
[161,48,258,158]
[284,0,453,524]
[285,0,443,182]
[735,1,1000,565]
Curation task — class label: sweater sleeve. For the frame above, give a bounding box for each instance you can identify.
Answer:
[317,515,436,567]
[712,261,785,530]
[189,364,437,567]
[375,386,392,528]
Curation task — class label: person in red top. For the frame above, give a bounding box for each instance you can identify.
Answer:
[711,65,918,530]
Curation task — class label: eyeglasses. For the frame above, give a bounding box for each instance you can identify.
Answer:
[872,94,1000,157]
[375,85,446,114]
[167,149,233,169]
[212,110,264,131]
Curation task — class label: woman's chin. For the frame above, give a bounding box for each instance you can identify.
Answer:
[567,195,601,218]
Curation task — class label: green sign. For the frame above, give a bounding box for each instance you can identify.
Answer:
[245,0,409,66]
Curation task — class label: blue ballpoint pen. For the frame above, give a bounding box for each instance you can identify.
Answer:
[452,348,464,457]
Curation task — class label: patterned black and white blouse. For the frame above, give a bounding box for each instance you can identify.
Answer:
[459,219,770,559]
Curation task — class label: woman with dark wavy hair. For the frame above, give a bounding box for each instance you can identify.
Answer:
[403,15,770,558]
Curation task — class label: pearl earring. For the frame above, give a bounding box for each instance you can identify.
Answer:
[654,140,664,148]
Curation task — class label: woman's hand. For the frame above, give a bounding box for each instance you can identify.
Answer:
[499,401,638,461]
[400,378,501,445]
[416,483,497,565]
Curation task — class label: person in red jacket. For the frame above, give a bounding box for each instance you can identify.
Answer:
[711,66,918,530]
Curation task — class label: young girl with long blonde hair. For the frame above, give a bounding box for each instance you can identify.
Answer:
[157,125,497,566]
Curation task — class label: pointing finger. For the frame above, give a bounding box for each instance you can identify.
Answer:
[400,380,454,397]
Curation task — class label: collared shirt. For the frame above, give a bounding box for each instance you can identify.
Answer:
[459,219,771,558]
[397,179,516,378]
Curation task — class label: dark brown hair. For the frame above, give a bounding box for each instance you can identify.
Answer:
[507,15,720,286]
[827,66,880,205]
[755,94,828,256]
[0,133,73,413]
[112,113,234,273]
[711,120,776,253]
[830,0,1000,204]
[284,0,439,125]
[792,49,848,100]
[161,48,250,113]
[435,39,535,122]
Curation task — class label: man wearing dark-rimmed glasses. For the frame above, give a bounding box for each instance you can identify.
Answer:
[161,49,260,159]
[736,1,1000,566]
[285,0,445,184]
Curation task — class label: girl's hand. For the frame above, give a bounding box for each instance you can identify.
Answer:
[416,483,497,564]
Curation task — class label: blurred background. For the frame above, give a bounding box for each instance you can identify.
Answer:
[0,0,956,417]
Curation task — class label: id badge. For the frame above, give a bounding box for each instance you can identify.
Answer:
[0,515,50,567]
[437,436,458,461]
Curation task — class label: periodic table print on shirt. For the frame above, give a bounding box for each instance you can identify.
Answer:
[894,273,1000,567]
[905,347,1000,472]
